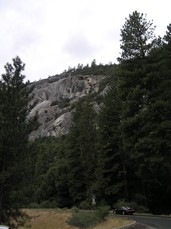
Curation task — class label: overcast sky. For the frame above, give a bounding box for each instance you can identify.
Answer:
[0,0,170,82]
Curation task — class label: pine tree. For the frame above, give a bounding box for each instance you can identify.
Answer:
[128,23,171,212]
[0,56,32,227]
[160,23,171,213]
[29,137,72,208]
[137,24,171,213]
[95,77,127,205]
[118,12,171,213]
[67,98,97,205]
[119,11,156,61]
[118,11,157,205]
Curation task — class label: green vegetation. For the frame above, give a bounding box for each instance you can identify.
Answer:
[0,57,34,228]
[68,206,110,228]
[50,98,70,108]
[18,209,133,229]
[65,60,118,77]
[0,11,171,228]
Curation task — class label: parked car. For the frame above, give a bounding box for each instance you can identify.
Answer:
[113,206,135,215]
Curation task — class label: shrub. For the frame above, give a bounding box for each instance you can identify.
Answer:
[79,200,91,210]
[68,205,110,228]
[71,206,79,213]
[38,200,57,208]
[27,202,40,208]
[68,210,99,228]
[96,205,110,220]
[51,100,59,106]
[58,98,70,108]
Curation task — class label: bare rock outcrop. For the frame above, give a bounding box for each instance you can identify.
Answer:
[28,73,106,140]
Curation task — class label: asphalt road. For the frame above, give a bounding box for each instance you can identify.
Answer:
[113,214,171,229]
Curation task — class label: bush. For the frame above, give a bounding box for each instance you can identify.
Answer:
[27,202,40,208]
[96,205,110,220]
[68,205,110,228]
[68,210,99,228]
[71,206,79,213]
[39,200,57,208]
[79,200,91,210]
[51,100,58,106]
[58,98,70,108]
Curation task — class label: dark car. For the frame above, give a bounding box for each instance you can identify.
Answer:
[113,206,135,215]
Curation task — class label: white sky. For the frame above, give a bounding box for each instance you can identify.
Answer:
[0,0,170,82]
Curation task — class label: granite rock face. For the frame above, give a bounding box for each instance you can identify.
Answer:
[28,73,106,140]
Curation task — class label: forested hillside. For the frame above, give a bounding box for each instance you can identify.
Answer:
[25,12,171,214]
[0,11,170,227]
[28,64,114,140]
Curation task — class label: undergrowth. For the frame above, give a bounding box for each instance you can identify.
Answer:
[68,206,110,228]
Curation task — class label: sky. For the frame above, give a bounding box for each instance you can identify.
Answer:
[0,0,170,82]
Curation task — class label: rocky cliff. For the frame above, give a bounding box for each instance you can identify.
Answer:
[28,73,107,140]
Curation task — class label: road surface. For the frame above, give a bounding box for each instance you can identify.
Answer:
[113,213,171,229]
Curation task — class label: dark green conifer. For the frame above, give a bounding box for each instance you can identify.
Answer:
[0,56,32,227]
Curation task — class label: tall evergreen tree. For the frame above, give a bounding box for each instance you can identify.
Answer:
[160,23,171,213]
[138,24,171,212]
[118,11,157,205]
[0,57,32,227]
[95,77,127,206]
[29,137,71,208]
[164,23,171,42]
[119,11,156,60]
[118,12,171,213]
[67,98,97,205]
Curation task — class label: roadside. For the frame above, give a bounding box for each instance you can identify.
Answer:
[19,209,134,229]
[117,223,155,229]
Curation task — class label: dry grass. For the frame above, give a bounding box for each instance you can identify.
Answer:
[19,209,79,229]
[92,216,132,229]
[19,209,133,229]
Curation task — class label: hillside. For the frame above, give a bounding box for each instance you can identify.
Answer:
[28,71,109,140]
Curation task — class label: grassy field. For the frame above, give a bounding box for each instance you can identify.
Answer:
[19,209,133,229]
